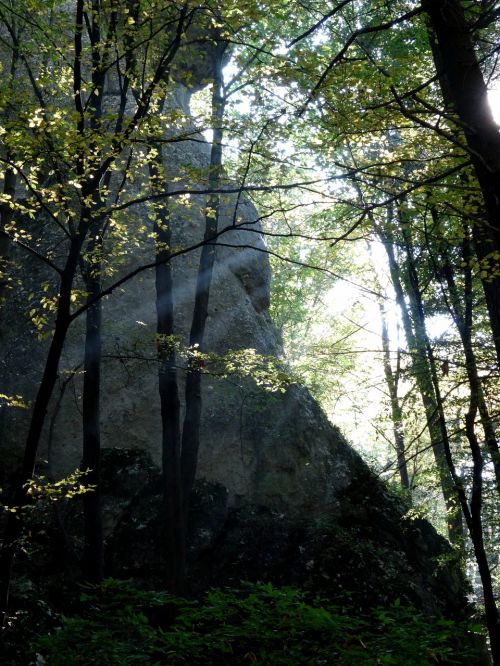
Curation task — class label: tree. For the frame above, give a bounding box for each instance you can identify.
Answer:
[0,0,191,622]
[148,32,228,592]
[244,0,500,654]
[1,0,499,655]
[423,0,500,366]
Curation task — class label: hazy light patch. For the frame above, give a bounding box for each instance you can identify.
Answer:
[323,281,358,315]
[203,128,214,143]
[223,61,252,114]
[311,28,329,46]
[367,240,400,345]
[488,88,500,124]
[426,313,453,340]
[273,41,289,56]
[223,61,239,86]
[276,139,296,159]
[369,238,387,269]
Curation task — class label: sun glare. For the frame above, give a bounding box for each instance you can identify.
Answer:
[488,88,500,124]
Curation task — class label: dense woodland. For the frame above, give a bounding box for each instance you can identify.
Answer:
[0,0,499,663]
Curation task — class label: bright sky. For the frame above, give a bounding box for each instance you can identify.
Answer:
[488,88,500,123]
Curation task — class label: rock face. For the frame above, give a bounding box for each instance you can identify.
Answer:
[18,447,467,620]
[97,449,466,618]
[0,66,358,516]
[0,32,473,628]
[0,32,476,632]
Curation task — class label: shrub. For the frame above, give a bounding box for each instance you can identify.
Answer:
[32,579,482,665]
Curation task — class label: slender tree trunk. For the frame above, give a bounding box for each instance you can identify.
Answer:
[399,213,464,543]
[391,214,500,657]
[0,38,20,442]
[398,213,500,660]
[81,1,106,582]
[0,234,83,626]
[0,0,188,622]
[0,163,17,442]
[378,211,462,543]
[458,244,500,664]
[435,220,500,497]
[0,1,91,618]
[181,42,226,515]
[81,231,104,583]
[378,301,410,489]
[423,0,500,366]
[149,148,185,593]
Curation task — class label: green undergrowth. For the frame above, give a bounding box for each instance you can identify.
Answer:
[21,579,483,665]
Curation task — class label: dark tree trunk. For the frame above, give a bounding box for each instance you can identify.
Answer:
[433,225,500,657]
[0,165,16,313]
[0,0,188,624]
[0,0,91,609]
[457,239,500,665]
[0,163,17,442]
[81,2,106,582]
[399,213,464,543]
[378,213,463,544]
[0,235,83,626]
[81,232,104,583]
[149,149,185,593]
[399,199,499,659]
[395,221,500,658]
[423,0,500,366]
[435,219,500,497]
[181,42,227,514]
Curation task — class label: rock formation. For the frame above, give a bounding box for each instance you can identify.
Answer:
[0,30,471,624]
[0,44,359,516]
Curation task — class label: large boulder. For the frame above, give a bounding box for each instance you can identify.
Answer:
[95,448,466,620]
[0,73,363,517]
[0,36,474,646]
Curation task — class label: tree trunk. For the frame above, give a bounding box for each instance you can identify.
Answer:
[399,212,499,660]
[81,3,106,581]
[435,219,500,497]
[0,40,20,442]
[0,235,83,626]
[0,165,16,314]
[149,149,185,593]
[399,212,464,543]
[181,42,227,515]
[423,0,500,366]
[0,0,188,623]
[81,231,104,583]
[378,301,410,489]
[378,210,462,543]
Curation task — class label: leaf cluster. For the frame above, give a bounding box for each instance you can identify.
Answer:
[30,579,482,665]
